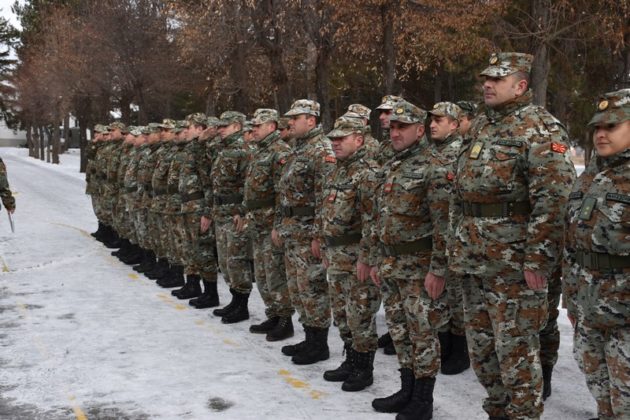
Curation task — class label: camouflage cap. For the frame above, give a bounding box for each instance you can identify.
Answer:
[588,88,630,127]
[217,111,246,126]
[285,99,320,117]
[344,104,371,120]
[109,121,126,131]
[171,120,188,134]
[389,100,427,124]
[327,116,366,138]
[145,122,162,134]
[207,116,221,127]
[159,119,177,129]
[251,108,279,125]
[456,100,479,117]
[94,124,109,133]
[243,121,253,132]
[480,52,533,78]
[130,127,144,136]
[186,112,207,126]
[375,95,403,111]
[429,102,462,120]
[277,117,290,130]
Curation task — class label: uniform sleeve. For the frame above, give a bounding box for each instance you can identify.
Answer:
[357,166,378,265]
[272,148,291,228]
[313,142,336,239]
[427,158,454,277]
[0,160,15,211]
[523,117,576,277]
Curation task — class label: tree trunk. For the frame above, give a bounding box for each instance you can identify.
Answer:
[433,71,443,103]
[381,3,396,94]
[45,127,51,163]
[78,117,89,173]
[26,124,36,158]
[52,119,61,164]
[315,46,332,130]
[62,114,70,153]
[530,0,551,107]
[231,41,250,112]
[120,89,133,125]
[38,126,45,161]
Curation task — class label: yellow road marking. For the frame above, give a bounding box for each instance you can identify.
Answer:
[50,222,92,239]
[0,256,9,272]
[278,370,326,399]
[128,274,139,281]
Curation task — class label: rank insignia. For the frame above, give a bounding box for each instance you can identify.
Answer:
[469,142,484,159]
[579,197,596,221]
[598,100,609,111]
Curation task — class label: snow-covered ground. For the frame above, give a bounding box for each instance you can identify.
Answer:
[0,148,594,419]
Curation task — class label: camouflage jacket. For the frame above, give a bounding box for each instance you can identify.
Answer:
[198,136,220,218]
[150,142,177,213]
[136,142,161,209]
[321,147,378,265]
[124,144,149,211]
[178,138,207,215]
[106,140,125,194]
[375,129,395,166]
[276,126,336,241]
[363,133,380,161]
[449,90,576,278]
[85,140,103,194]
[563,149,630,328]
[0,157,14,211]
[165,141,187,215]
[97,140,121,197]
[433,133,464,247]
[210,131,250,220]
[244,130,291,235]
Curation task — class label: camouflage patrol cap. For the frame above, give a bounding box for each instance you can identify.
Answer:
[243,121,253,132]
[375,95,403,111]
[94,124,109,133]
[277,117,290,130]
[389,100,427,124]
[285,99,320,117]
[145,122,162,134]
[429,102,462,120]
[480,52,533,78]
[327,116,366,138]
[344,104,371,120]
[130,127,144,136]
[109,121,126,131]
[251,108,279,125]
[186,112,207,126]
[171,120,188,134]
[456,101,478,117]
[159,119,177,129]
[217,111,246,126]
[206,116,221,127]
[588,88,630,127]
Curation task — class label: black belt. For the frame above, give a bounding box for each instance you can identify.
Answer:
[245,197,275,210]
[182,192,204,203]
[281,206,315,217]
[462,201,530,217]
[154,188,167,196]
[324,232,362,247]
[575,250,630,271]
[167,185,178,194]
[214,194,243,206]
[380,237,433,257]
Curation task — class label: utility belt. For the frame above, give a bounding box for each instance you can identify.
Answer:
[182,192,204,203]
[380,236,433,257]
[462,201,531,218]
[575,250,630,271]
[167,185,178,194]
[281,206,315,217]
[324,232,362,247]
[214,194,243,206]
[245,197,275,210]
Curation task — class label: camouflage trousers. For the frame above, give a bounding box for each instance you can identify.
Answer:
[133,208,150,250]
[215,218,252,293]
[91,195,104,222]
[100,186,116,225]
[540,268,562,368]
[252,231,293,318]
[148,210,165,257]
[164,213,184,265]
[439,271,465,336]
[180,212,202,276]
[196,223,218,281]
[462,273,548,420]
[325,244,381,353]
[379,254,448,378]
[283,238,331,329]
[574,324,630,420]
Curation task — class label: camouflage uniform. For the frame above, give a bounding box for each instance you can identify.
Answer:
[134,125,161,252]
[0,157,15,212]
[100,138,123,228]
[563,89,630,420]
[150,141,176,261]
[374,95,401,166]
[449,53,576,419]
[342,104,380,160]
[166,139,187,266]
[244,109,293,319]
[85,125,107,222]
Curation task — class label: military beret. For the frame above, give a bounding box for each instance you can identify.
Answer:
[375,95,403,111]
[480,52,533,78]
[389,100,427,124]
[217,111,246,126]
[588,88,630,127]
[429,102,462,120]
[251,108,279,125]
[285,99,320,117]
[327,116,366,138]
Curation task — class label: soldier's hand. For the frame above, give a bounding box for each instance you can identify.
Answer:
[425,272,445,300]
[567,312,576,329]
[200,216,212,233]
[370,266,381,287]
[7,208,14,214]
[233,215,247,233]
[524,270,547,291]
[271,229,283,247]
[311,239,321,259]
[357,262,372,283]
[322,256,329,269]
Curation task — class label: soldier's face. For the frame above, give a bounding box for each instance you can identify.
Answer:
[279,128,291,140]
[124,133,134,143]
[458,115,473,135]
[289,114,314,137]
[252,121,275,141]
[379,110,392,129]
[331,134,363,160]
[483,74,527,107]
[148,132,160,143]
[218,122,240,139]
[430,116,458,141]
[593,120,630,157]
[110,129,123,140]
[161,130,175,141]
[390,121,423,151]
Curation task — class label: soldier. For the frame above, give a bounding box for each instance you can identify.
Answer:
[278,117,292,143]
[271,99,336,365]
[239,108,294,341]
[368,100,450,419]
[210,111,253,324]
[449,52,575,420]
[102,122,126,250]
[92,125,119,247]
[374,95,403,166]
[321,116,380,392]
[87,124,108,240]
[563,88,630,420]
[0,153,15,216]
[456,100,479,137]
[342,104,380,159]
[427,102,470,376]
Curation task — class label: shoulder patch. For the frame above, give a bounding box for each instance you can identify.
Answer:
[551,142,568,154]
[533,106,567,133]
[325,155,336,163]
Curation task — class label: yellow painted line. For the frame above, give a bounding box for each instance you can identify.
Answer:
[278,369,327,399]
[69,396,88,420]
[128,274,139,281]
[0,255,9,272]
[50,222,92,239]
[222,338,239,347]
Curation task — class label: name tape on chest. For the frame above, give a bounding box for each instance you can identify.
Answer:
[606,193,630,205]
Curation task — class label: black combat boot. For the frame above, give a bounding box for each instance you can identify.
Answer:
[372,368,415,413]
[282,325,309,356]
[323,343,355,382]
[438,330,452,365]
[157,264,185,288]
[292,326,329,365]
[134,249,155,273]
[91,221,105,240]
[267,316,294,342]
[213,288,238,317]
[146,257,168,279]
[542,364,553,400]
[111,238,128,257]
[384,341,396,355]
[489,417,510,420]
[396,377,435,420]
[190,280,220,308]
[120,244,143,265]
[378,332,392,348]
[172,274,202,299]
[103,226,121,249]
[250,317,279,334]
[221,292,250,324]
[342,350,375,392]
[441,333,470,375]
